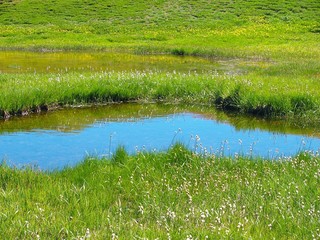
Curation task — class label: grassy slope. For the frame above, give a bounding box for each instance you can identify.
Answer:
[0,145,319,239]
[0,0,319,57]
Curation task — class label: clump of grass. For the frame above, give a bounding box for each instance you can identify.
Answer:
[111,145,129,166]
[171,48,186,56]
[0,145,319,239]
[166,143,194,165]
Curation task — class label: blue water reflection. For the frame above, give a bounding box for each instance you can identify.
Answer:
[1,113,319,170]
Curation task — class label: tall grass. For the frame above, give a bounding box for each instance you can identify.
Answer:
[1,70,319,120]
[0,145,319,239]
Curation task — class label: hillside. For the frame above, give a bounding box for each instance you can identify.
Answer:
[0,0,319,55]
[0,0,319,28]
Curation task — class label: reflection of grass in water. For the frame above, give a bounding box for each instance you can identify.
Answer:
[0,51,216,74]
[0,145,319,239]
[0,104,184,133]
[1,103,319,139]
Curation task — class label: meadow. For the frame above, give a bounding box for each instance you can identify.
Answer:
[0,0,320,239]
[0,0,319,57]
[0,0,319,120]
[1,145,319,239]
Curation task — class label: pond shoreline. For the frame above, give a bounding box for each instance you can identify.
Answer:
[1,96,319,126]
[1,50,319,122]
[1,103,319,171]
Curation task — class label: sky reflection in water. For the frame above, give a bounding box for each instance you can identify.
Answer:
[1,112,319,170]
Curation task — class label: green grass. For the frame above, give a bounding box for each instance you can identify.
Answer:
[0,1,319,238]
[0,0,319,120]
[1,70,319,120]
[0,145,319,239]
[0,0,319,59]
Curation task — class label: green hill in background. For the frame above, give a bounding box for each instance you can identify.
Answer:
[1,0,319,28]
[0,0,319,56]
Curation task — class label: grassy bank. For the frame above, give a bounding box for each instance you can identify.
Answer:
[1,70,319,120]
[0,145,319,239]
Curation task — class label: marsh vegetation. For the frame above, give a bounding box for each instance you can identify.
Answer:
[1,52,319,121]
[0,0,319,239]
[1,146,319,239]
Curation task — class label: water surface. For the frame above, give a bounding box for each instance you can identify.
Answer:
[1,104,319,170]
[0,51,272,74]
[0,52,317,170]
